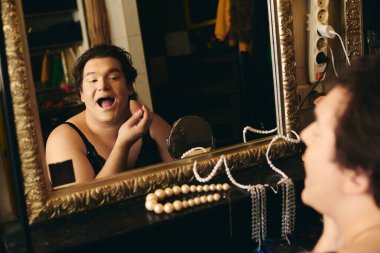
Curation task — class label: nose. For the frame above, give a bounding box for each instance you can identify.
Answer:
[97,77,109,91]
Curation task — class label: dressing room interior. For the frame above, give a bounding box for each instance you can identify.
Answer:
[0,0,379,252]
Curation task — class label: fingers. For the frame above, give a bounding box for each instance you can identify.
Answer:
[128,105,151,129]
[128,108,144,126]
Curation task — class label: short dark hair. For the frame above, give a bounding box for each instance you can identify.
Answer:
[335,55,380,206]
[72,44,137,91]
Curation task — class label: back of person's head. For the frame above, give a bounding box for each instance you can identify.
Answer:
[335,55,380,206]
[72,44,137,91]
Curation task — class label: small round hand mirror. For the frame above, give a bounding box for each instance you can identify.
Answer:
[167,115,215,159]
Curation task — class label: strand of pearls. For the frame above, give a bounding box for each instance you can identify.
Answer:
[181,147,208,159]
[192,129,301,248]
[145,183,230,214]
[243,126,278,143]
[266,130,301,180]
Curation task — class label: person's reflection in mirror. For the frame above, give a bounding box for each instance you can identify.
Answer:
[301,56,380,253]
[46,44,173,185]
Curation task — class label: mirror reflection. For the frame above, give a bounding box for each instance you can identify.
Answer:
[168,115,214,159]
[137,0,277,146]
[46,44,173,187]
[22,0,277,187]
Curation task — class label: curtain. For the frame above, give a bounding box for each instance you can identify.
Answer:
[84,0,111,47]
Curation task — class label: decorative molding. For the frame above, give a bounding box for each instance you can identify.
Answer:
[1,0,48,222]
[277,0,298,135]
[344,0,363,60]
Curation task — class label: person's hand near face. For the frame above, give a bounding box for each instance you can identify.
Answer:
[116,105,153,148]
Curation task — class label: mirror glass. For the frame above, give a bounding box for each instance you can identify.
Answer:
[21,0,278,187]
[168,115,214,159]
[1,0,312,224]
[137,0,276,148]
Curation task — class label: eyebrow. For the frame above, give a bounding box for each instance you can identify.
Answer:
[84,68,121,77]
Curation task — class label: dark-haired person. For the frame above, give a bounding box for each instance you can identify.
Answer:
[46,44,173,183]
[301,56,380,253]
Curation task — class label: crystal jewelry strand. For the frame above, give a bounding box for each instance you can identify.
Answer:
[259,185,267,242]
[279,178,296,243]
[289,180,296,232]
[285,179,296,234]
[192,155,266,247]
[280,181,287,239]
[243,126,278,143]
[264,130,299,243]
[285,180,293,241]
[249,186,260,243]
[256,186,263,249]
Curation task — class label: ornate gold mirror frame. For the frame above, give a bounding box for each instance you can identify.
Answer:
[1,0,362,225]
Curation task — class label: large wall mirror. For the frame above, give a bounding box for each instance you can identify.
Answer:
[137,0,277,148]
[0,0,362,225]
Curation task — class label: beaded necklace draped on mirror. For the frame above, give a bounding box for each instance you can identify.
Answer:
[63,122,161,174]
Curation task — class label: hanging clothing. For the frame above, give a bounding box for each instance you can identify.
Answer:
[84,0,111,47]
[40,50,52,87]
[215,0,231,41]
[230,0,253,52]
[50,54,65,88]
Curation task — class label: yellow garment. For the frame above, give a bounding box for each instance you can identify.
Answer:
[40,50,51,87]
[238,41,250,52]
[214,0,231,41]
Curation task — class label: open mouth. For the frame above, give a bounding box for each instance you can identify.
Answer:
[96,97,115,109]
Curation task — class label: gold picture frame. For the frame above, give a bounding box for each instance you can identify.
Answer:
[0,0,362,225]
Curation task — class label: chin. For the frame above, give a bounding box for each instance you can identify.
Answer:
[301,189,324,214]
[301,187,314,206]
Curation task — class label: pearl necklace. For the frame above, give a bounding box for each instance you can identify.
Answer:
[145,183,230,214]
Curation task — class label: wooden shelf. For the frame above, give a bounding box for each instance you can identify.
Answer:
[24,9,77,19]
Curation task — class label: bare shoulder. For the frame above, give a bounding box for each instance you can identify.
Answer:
[150,112,171,138]
[340,233,380,253]
[45,123,86,163]
[47,123,81,144]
